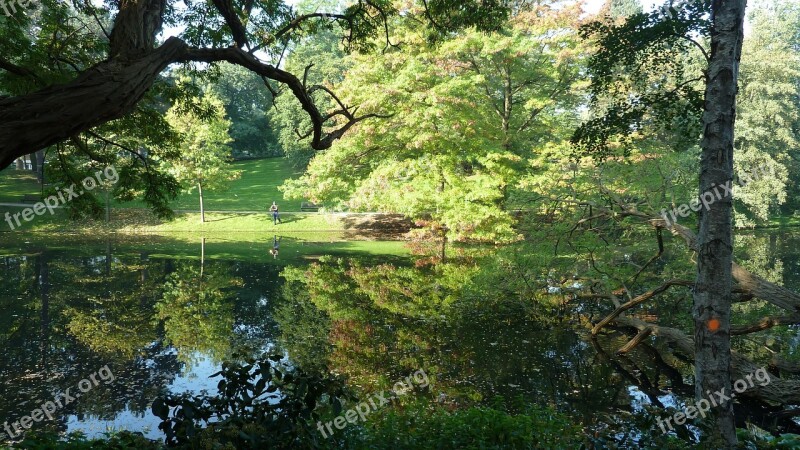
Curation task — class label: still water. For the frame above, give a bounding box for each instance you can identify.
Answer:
[0,232,797,444]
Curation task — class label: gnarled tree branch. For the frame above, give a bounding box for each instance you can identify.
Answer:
[179,45,388,150]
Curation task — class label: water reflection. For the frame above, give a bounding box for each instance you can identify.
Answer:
[1,231,796,443]
[0,237,653,442]
[0,237,286,441]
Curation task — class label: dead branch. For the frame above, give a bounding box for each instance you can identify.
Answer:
[612,316,800,405]
[770,356,800,374]
[569,192,800,314]
[731,314,800,336]
[591,279,693,335]
[617,327,653,354]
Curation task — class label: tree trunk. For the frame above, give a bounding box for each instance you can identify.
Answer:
[694,0,747,446]
[105,188,111,223]
[198,182,205,223]
[440,230,447,263]
[37,253,50,371]
[15,158,24,170]
[35,150,45,182]
[106,239,112,276]
[140,252,149,283]
[0,37,186,169]
[29,150,38,176]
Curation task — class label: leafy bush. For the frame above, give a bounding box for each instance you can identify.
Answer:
[346,404,586,449]
[151,353,353,449]
[7,431,160,449]
[737,429,800,449]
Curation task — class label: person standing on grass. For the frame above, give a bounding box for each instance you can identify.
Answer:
[270,201,281,225]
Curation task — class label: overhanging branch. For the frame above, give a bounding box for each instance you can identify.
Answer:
[179,45,388,150]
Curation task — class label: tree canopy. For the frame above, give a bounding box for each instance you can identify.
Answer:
[0,0,509,215]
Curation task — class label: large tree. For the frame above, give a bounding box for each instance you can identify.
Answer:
[572,0,776,445]
[694,0,747,445]
[0,0,508,169]
[282,1,584,241]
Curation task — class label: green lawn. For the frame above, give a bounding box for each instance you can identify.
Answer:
[0,169,40,202]
[164,157,304,212]
[0,206,340,234]
[121,212,347,233]
[0,232,411,265]
[0,205,409,242]
[0,157,304,212]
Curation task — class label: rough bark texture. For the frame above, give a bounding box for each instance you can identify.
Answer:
[108,0,167,58]
[0,37,186,169]
[694,0,746,446]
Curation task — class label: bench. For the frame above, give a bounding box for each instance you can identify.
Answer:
[21,194,41,204]
[300,201,321,211]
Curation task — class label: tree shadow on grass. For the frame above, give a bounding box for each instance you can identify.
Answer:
[205,213,264,223]
[205,215,240,223]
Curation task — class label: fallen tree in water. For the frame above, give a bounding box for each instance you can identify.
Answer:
[556,193,800,431]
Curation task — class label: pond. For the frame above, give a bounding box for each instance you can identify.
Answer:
[0,231,798,445]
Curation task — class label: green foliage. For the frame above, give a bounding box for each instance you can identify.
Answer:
[151,354,353,449]
[573,0,800,226]
[737,428,800,449]
[609,0,643,19]
[0,0,511,218]
[572,0,710,160]
[156,264,242,366]
[269,30,350,170]
[205,64,281,158]
[1,0,191,218]
[349,403,585,449]
[282,2,585,241]
[420,0,508,39]
[732,1,800,224]
[163,92,240,196]
[6,431,161,449]
[281,258,475,320]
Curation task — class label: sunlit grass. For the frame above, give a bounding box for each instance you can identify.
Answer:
[120,212,346,233]
[110,157,303,211]
[0,157,303,211]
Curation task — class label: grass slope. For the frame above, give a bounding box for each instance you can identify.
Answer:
[0,157,303,212]
[165,157,303,212]
[0,207,343,234]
